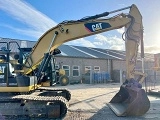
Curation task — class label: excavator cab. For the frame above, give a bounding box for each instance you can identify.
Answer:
[108,79,150,116]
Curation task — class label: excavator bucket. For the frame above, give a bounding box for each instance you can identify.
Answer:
[108,85,150,116]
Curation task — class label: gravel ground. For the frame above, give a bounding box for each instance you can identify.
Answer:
[2,83,160,120]
[55,83,160,120]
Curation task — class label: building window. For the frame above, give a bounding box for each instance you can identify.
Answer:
[85,66,91,76]
[72,66,80,77]
[62,65,70,76]
[94,66,100,73]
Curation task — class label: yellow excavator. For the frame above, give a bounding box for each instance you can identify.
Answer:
[0,4,150,119]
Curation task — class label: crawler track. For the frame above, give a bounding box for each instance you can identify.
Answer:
[37,87,71,101]
[0,88,71,119]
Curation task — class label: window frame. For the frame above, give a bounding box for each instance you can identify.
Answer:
[62,65,70,77]
[72,65,80,77]
[85,66,92,76]
[94,66,100,73]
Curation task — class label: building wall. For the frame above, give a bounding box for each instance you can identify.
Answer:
[112,60,126,71]
[55,56,155,83]
[112,60,154,71]
[112,59,155,82]
[7,52,155,84]
[55,56,109,83]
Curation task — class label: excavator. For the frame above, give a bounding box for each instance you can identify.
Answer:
[0,4,150,119]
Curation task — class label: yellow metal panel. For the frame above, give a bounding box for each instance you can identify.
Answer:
[41,81,51,87]
[24,15,131,74]
[59,69,65,75]
[0,84,38,92]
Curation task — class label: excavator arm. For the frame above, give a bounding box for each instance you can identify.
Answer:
[24,14,130,74]
[23,4,150,116]
[24,4,141,76]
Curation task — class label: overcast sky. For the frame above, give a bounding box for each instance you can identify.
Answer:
[0,0,160,53]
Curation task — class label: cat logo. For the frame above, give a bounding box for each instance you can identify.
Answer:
[84,22,111,32]
[0,66,5,73]
[92,23,102,31]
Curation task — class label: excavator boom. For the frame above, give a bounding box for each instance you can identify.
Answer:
[24,13,130,74]
[23,4,150,116]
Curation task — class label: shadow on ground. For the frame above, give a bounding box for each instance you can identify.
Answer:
[64,104,160,120]
[69,90,117,107]
[64,99,160,120]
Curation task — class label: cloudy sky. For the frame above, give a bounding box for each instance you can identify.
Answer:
[0,0,160,53]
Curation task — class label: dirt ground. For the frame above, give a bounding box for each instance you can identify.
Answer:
[55,83,160,120]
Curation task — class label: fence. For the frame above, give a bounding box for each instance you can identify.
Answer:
[92,72,110,84]
[82,68,160,90]
[144,70,160,92]
[132,69,160,93]
[82,71,110,84]
[108,69,160,93]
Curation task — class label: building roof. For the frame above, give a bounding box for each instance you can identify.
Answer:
[0,37,154,61]
[0,37,35,53]
[58,45,125,60]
